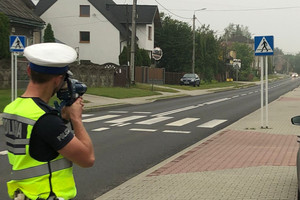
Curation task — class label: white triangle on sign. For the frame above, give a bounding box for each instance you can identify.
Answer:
[255,37,273,53]
[10,36,25,50]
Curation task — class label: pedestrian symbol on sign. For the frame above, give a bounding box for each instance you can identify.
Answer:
[11,37,24,50]
[254,36,274,56]
[9,35,26,52]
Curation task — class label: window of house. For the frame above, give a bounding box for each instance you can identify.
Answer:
[148,26,152,40]
[80,5,90,17]
[80,31,90,43]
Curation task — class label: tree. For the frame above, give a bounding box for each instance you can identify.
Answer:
[119,45,151,66]
[0,13,10,59]
[231,42,255,80]
[43,23,55,42]
[155,15,192,72]
[223,23,252,41]
[195,25,222,82]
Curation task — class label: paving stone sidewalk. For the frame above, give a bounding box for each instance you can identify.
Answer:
[96,87,300,200]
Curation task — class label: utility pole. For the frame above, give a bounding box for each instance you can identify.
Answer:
[192,8,206,74]
[130,0,137,84]
[192,13,196,74]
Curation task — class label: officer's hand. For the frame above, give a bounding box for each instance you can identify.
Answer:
[69,97,84,123]
[61,97,84,122]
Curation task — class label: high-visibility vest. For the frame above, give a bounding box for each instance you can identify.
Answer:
[3,98,76,200]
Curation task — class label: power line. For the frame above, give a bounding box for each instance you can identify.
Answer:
[166,6,300,12]
[154,0,192,20]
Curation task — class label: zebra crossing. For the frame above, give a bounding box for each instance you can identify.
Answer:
[82,112,228,134]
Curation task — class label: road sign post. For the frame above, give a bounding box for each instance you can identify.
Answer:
[9,35,26,101]
[254,35,274,129]
[151,47,163,91]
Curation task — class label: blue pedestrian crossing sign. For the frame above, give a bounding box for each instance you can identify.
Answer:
[9,35,26,52]
[254,36,274,56]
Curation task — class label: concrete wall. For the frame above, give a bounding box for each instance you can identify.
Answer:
[0,59,120,89]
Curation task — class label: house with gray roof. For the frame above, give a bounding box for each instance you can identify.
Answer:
[0,0,45,45]
[34,0,160,65]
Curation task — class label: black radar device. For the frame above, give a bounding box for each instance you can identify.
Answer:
[54,71,87,112]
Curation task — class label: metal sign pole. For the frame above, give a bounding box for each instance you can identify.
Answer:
[265,56,268,128]
[11,52,14,101]
[260,56,264,128]
[14,53,18,100]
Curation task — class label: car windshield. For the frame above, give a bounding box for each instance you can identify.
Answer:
[183,74,195,78]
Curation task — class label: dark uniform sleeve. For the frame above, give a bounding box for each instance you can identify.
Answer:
[29,113,74,162]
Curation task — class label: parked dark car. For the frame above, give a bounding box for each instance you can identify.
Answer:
[180,73,200,87]
[291,116,300,200]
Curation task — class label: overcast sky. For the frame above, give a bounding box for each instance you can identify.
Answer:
[32,0,300,54]
[113,0,300,55]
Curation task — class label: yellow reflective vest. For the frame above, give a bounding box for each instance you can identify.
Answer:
[3,98,76,200]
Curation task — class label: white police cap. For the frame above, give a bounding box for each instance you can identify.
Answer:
[24,43,77,75]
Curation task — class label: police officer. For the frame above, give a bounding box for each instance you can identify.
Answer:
[2,43,95,200]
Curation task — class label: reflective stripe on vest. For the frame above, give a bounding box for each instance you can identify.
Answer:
[2,113,36,125]
[11,158,73,180]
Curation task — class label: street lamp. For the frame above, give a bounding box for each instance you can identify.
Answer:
[192,8,206,74]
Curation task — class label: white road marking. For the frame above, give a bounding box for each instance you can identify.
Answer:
[133,111,152,114]
[152,106,197,117]
[82,115,120,123]
[232,95,239,98]
[166,118,199,126]
[241,94,247,96]
[130,128,157,132]
[91,127,110,132]
[153,98,231,117]
[0,150,8,155]
[106,115,147,124]
[82,114,94,118]
[163,130,190,134]
[204,98,231,105]
[197,119,227,128]
[110,123,131,127]
[136,116,173,125]
[108,111,128,114]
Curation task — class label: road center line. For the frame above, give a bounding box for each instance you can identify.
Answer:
[153,98,230,117]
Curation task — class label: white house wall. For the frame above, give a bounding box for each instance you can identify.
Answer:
[40,0,120,65]
[136,23,154,52]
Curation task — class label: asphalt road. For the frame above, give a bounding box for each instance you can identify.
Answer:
[0,78,300,200]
